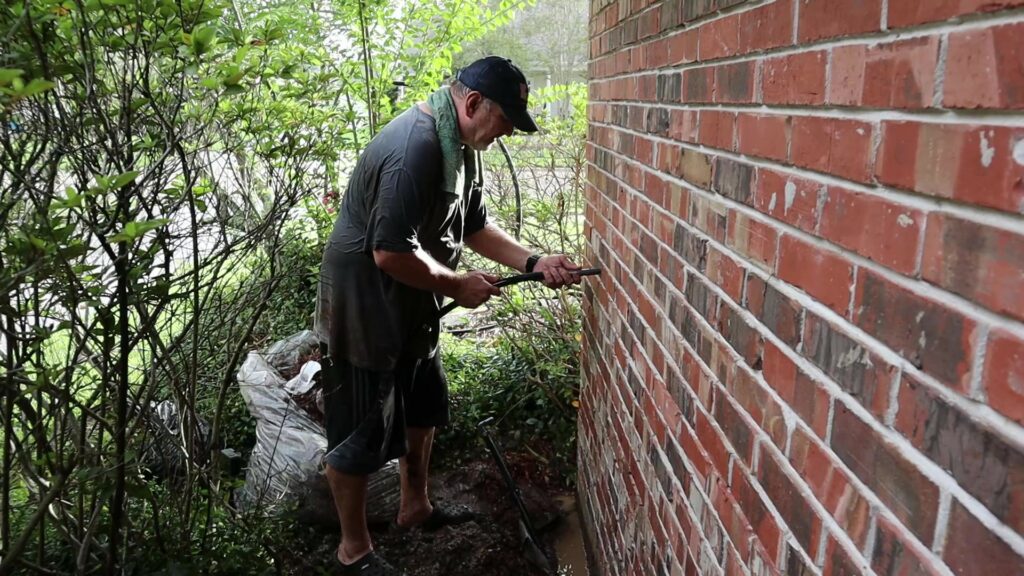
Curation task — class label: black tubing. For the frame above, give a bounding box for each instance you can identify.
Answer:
[439,267,602,318]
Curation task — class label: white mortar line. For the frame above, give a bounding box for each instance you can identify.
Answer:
[588,131,1024,335]
[880,0,889,31]
[587,150,1024,450]
[932,34,950,108]
[591,6,1024,72]
[883,366,903,427]
[968,326,991,401]
[792,0,800,44]
[932,491,953,554]
[588,90,1024,126]
[862,508,879,559]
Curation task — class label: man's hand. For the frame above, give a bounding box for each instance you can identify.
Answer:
[533,254,582,289]
[454,270,501,308]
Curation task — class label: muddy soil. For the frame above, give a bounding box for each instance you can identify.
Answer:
[281,453,575,576]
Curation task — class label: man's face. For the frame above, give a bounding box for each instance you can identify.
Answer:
[464,95,515,151]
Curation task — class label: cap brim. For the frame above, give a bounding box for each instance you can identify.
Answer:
[501,104,539,133]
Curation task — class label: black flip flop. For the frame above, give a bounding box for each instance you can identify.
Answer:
[419,501,476,531]
[335,550,403,576]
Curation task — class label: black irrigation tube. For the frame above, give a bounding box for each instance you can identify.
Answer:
[438,267,602,318]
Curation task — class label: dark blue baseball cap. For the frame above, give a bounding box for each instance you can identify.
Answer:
[456,56,539,133]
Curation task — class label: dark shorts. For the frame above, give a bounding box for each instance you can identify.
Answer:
[321,346,449,475]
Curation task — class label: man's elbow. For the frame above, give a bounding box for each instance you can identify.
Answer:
[373,249,398,271]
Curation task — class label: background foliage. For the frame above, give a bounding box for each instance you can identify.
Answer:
[0,0,586,572]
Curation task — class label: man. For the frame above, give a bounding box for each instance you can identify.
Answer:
[314,56,581,575]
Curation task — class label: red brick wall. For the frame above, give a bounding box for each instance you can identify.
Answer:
[578,1,1024,575]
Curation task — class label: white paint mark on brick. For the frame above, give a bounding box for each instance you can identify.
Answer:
[784,181,797,214]
[897,214,915,228]
[1013,139,1024,166]
[837,345,874,369]
[980,130,996,168]
[768,192,777,212]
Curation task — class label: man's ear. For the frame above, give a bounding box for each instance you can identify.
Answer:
[464,92,483,118]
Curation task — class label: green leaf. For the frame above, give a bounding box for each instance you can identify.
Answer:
[21,79,56,97]
[0,69,23,85]
[107,218,169,243]
[111,170,139,189]
[222,84,245,96]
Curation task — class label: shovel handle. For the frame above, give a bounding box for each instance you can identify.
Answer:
[439,267,602,318]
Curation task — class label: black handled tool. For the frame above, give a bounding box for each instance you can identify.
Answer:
[439,267,602,318]
[478,417,552,574]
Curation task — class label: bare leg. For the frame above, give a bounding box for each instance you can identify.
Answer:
[396,426,435,527]
[326,464,373,564]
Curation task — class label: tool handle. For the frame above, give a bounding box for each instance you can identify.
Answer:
[439,267,602,317]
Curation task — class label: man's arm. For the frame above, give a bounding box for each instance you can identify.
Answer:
[373,249,500,308]
[465,222,582,288]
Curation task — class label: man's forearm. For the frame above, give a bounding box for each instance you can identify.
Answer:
[464,223,533,272]
[373,249,462,297]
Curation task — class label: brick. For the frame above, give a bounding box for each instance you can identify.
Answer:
[853,270,982,392]
[763,340,832,439]
[657,72,683,102]
[732,463,784,559]
[683,67,714,103]
[818,186,925,275]
[736,114,789,162]
[797,0,881,42]
[943,501,1024,576]
[757,448,824,557]
[888,0,1024,28]
[738,0,793,54]
[831,402,940,544]
[762,51,827,105]
[945,22,1024,110]
[727,212,778,271]
[698,13,740,61]
[705,245,744,303]
[670,109,699,143]
[821,535,867,576]
[984,329,1024,425]
[788,428,872,547]
[744,274,803,347]
[671,147,714,188]
[829,37,940,109]
[712,157,754,204]
[802,313,895,418]
[668,29,700,65]
[751,170,822,233]
[790,116,874,183]
[871,514,944,576]
[699,110,736,151]
[777,235,854,315]
[715,61,755,103]
[731,366,789,449]
[922,214,1024,322]
[875,121,1024,215]
[717,303,764,368]
[713,395,756,465]
[894,374,1024,534]
[690,194,729,244]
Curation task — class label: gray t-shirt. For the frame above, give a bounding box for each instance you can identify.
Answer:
[315,106,487,370]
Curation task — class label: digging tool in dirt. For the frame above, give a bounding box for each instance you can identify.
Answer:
[478,416,553,574]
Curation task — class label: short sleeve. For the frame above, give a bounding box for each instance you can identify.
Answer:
[464,181,488,236]
[364,167,426,254]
